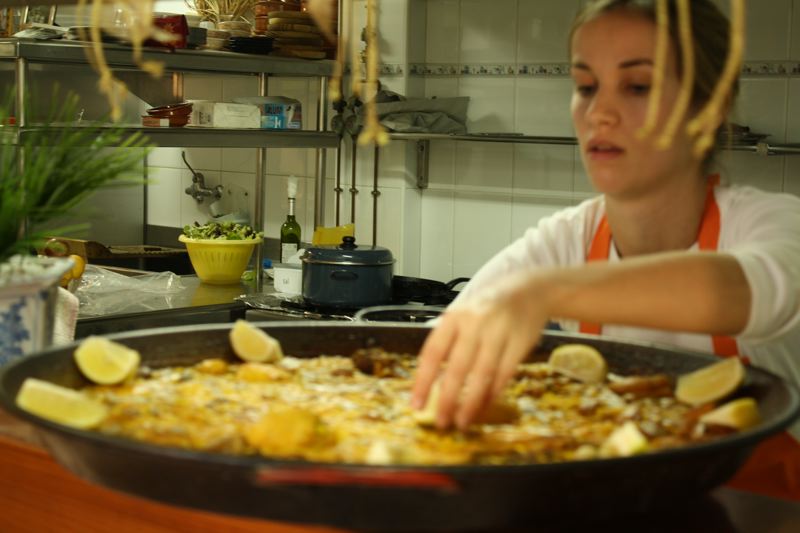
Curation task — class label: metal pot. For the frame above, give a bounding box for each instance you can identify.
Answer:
[301,236,394,309]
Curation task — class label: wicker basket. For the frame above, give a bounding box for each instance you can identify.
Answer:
[178,235,262,285]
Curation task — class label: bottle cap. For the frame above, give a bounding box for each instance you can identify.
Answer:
[262,258,273,269]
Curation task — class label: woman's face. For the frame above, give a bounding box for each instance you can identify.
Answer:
[570,10,699,199]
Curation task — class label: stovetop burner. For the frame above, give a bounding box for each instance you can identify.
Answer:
[353,305,444,323]
[279,298,361,318]
[239,276,468,322]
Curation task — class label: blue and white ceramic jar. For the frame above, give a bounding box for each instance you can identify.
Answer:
[0,255,73,365]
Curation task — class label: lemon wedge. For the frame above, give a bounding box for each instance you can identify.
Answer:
[600,421,649,458]
[675,357,745,406]
[74,336,141,385]
[16,378,108,429]
[548,343,608,383]
[229,320,284,363]
[700,397,760,430]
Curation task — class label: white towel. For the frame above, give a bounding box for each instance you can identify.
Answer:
[53,287,79,346]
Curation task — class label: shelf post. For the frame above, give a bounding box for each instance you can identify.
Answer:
[254,73,268,292]
[314,76,329,229]
[15,57,25,127]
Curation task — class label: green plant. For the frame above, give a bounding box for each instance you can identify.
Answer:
[0,91,149,262]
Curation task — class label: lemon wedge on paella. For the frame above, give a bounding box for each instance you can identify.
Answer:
[74,336,140,385]
[229,319,284,363]
[675,357,745,406]
[700,397,760,430]
[548,343,608,383]
[16,378,108,429]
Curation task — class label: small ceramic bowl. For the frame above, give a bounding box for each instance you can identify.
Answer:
[206,29,230,39]
[147,102,193,118]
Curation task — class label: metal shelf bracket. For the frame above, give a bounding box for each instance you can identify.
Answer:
[416,140,429,189]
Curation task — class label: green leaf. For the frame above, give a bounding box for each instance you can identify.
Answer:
[0,88,151,262]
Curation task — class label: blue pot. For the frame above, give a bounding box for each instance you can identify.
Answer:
[301,236,394,309]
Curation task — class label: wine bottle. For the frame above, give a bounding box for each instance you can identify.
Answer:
[280,177,301,263]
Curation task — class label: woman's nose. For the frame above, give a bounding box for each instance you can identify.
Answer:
[586,90,620,128]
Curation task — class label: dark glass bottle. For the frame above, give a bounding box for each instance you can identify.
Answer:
[280,194,301,263]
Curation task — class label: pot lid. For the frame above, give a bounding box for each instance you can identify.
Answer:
[301,236,395,266]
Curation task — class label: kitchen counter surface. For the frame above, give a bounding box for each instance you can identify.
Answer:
[75,275,280,338]
[77,274,258,320]
[1,408,799,533]
[74,271,357,338]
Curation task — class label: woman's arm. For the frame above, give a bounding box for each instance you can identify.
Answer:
[411,251,750,430]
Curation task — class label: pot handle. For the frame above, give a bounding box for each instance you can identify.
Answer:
[330,270,358,281]
[254,466,460,493]
[445,277,470,291]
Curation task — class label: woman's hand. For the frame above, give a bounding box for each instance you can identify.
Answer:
[411,272,550,430]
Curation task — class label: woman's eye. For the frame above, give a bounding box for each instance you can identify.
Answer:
[628,84,651,95]
[575,85,596,96]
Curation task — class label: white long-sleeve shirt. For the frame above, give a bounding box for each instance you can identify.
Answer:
[455,185,800,436]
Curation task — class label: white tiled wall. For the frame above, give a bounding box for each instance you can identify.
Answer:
[138,0,800,283]
[409,0,800,282]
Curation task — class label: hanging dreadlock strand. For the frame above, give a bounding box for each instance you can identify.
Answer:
[327,0,347,101]
[637,0,669,139]
[687,0,745,158]
[656,0,694,150]
[349,0,362,97]
[357,0,389,146]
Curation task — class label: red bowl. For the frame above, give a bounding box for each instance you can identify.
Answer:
[147,102,193,118]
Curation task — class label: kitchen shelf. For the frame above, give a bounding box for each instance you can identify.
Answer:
[390,132,800,154]
[390,133,800,189]
[17,125,340,149]
[0,39,335,77]
[1,37,336,292]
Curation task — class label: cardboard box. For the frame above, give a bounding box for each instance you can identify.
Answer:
[191,102,261,128]
[141,116,169,127]
[233,96,303,130]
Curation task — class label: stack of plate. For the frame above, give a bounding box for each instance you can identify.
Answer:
[263,10,327,59]
[228,36,274,55]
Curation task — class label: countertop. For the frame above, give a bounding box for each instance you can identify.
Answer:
[1,408,799,533]
[77,274,259,320]
[74,275,276,338]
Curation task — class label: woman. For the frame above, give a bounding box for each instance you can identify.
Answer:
[412,0,800,500]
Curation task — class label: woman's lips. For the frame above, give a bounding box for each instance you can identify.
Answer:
[587,141,625,161]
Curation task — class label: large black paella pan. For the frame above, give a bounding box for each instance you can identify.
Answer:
[0,323,798,531]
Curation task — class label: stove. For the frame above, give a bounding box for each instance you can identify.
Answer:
[242,293,446,322]
[240,276,466,322]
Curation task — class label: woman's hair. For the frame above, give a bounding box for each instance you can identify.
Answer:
[570,0,737,165]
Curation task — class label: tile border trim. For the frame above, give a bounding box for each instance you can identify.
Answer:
[399,61,800,78]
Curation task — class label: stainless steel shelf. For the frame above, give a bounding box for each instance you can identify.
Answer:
[391,133,800,155]
[0,39,335,77]
[390,133,579,146]
[16,125,340,149]
[726,143,800,156]
[394,133,800,189]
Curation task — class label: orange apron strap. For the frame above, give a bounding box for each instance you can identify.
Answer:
[579,177,740,357]
[727,432,800,501]
[579,216,611,335]
[697,177,740,358]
